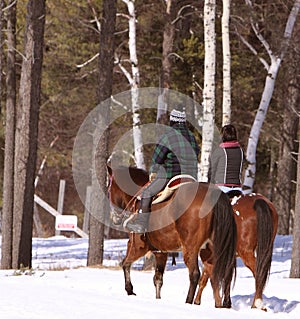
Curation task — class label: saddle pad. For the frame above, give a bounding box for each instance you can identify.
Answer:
[152,174,197,204]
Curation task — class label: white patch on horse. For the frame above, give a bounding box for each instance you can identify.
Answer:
[254,298,264,309]
[235,210,240,216]
[231,195,241,205]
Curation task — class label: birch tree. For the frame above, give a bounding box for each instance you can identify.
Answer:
[222,0,231,126]
[117,0,145,169]
[242,0,300,193]
[199,0,216,182]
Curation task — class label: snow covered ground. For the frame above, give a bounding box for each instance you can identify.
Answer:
[0,234,299,319]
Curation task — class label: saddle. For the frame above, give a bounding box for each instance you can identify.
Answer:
[152,174,197,204]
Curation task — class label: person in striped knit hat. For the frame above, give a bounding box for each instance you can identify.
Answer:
[125,108,200,233]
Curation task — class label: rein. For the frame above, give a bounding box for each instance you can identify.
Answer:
[108,174,149,223]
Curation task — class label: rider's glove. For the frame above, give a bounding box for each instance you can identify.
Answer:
[149,173,157,181]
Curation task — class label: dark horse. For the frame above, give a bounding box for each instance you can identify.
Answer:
[194,193,278,311]
[107,165,237,307]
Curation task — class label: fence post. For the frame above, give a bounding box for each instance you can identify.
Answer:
[56,179,66,236]
[33,203,44,237]
[83,186,91,234]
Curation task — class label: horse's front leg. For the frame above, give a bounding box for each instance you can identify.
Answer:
[122,260,135,295]
[122,233,150,296]
[153,252,168,299]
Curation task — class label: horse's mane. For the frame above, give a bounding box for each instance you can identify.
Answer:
[114,165,149,187]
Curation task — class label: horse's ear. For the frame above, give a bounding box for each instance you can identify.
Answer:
[107,164,112,176]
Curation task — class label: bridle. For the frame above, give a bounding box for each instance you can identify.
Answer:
[108,174,146,225]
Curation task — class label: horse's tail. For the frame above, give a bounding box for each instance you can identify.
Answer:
[254,198,274,294]
[211,191,237,297]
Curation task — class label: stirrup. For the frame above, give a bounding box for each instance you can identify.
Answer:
[123,213,148,233]
[125,222,146,233]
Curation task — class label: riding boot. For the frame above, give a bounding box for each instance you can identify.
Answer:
[125,197,151,233]
[125,213,150,233]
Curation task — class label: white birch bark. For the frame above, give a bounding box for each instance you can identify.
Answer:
[157,0,173,124]
[199,0,216,182]
[222,0,231,126]
[121,0,145,169]
[243,0,300,193]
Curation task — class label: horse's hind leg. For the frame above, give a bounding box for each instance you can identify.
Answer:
[153,252,168,299]
[194,245,213,305]
[183,249,200,304]
[194,267,209,305]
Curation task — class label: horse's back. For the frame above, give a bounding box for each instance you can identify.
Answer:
[147,182,216,251]
[232,193,278,222]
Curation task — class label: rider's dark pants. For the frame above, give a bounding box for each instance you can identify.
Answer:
[140,177,170,214]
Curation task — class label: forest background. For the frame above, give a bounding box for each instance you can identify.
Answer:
[0,0,299,240]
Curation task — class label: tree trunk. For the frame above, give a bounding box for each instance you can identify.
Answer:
[290,119,300,278]
[123,0,145,169]
[12,0,45,269]
[222,0,231,126]
[243,0,300,193]
[157,0,175,125]
[243,59,281,193]
[1,0,17,269]
[275,80,299,234]
[87,0,116,266]
[0,0,3,113]
[199,0,216,182]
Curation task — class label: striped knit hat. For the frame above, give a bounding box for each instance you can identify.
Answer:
[170,109,186,123]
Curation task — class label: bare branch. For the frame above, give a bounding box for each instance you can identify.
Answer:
[115,54,133,84]
[76,53,99,69]
[280,0,300,59]
[35,136,59,188]
[87,0,101,32]
[234,26,269,71]
[244,0,274,62]
[172,5,199,25]
[2,0,17,12]
[117,13,130,20]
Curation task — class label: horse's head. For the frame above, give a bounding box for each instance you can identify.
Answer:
[107,165,149,226]
[107,165,126,225]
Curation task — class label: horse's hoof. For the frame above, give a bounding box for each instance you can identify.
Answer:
[127,291,136,296]
[251,305,267,312]
[252,298,266,311]
[223,301,232,308]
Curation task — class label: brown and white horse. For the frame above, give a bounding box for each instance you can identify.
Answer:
[195,193,278,311]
